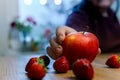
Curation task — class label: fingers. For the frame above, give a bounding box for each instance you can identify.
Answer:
[46,46,63,60]
[49,37,60,52]
[56,26,77,44]
[56,27,66,44]
[98,48,101,55]
[65,26,77,34]
[46,47,57,59]
[47,37,63,59]
[49,37,63,55]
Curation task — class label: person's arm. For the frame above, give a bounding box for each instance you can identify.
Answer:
[66,11,89,31]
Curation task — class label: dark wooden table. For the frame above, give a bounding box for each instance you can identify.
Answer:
[0,53,120,80]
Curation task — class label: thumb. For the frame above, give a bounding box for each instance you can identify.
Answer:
[98,48,101,55]
[56,26,77,44]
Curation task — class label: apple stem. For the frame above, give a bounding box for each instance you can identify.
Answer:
[83,26,89,34]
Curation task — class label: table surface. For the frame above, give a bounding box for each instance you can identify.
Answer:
[0,53,120,80]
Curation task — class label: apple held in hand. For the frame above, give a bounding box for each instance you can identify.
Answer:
[62,32,99,65]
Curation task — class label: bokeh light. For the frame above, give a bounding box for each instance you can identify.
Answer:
[39,0,47,5]
[54,0,62,5]
[24,0,32,5]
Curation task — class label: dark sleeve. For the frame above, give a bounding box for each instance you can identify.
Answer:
[65,12,89,31]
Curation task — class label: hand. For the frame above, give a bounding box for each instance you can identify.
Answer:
[46,26,101,59]
[46,26,77,59]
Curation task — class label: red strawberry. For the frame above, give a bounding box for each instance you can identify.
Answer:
[25,57,47,79]
[105,54,120,68]
[28,62,46,79]
[53,56,69,73]
[25,57,37,72]
[72,59,94,80]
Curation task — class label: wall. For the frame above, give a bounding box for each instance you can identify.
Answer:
[0,0,18,54]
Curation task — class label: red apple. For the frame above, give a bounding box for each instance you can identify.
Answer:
[62,32,99,65]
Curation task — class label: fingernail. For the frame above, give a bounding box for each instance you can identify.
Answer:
[55,45,60,52]
[57,47,61,51]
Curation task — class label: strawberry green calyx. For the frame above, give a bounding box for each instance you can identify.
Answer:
[118,56,120,63]
[37,58,45,67]
[44,67,47,72]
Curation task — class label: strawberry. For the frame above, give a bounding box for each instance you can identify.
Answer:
[72,59,94,80]
[105,54,120,68]
[53,56,69,73]
[25,57,37,72]
[28,62,46,79]
[25,55,50,72]
[25,56,48,79]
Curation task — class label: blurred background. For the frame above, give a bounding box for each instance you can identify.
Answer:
[0,0,120,55]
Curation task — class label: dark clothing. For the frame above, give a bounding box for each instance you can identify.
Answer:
[66,2,120,53]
